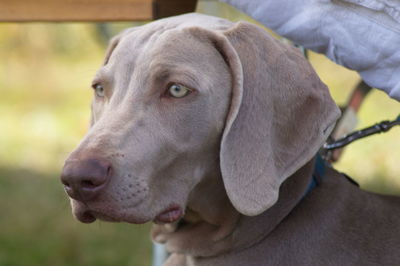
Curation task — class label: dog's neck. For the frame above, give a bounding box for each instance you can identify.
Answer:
[151,159,314,258]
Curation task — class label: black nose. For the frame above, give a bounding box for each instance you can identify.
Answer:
[61,157,112,201]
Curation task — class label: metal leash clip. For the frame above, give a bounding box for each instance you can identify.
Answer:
[324,115,400,151]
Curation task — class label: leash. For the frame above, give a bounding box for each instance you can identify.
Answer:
[307,113,400,195]
[306,105,400,196]
[322,81,372,162]
[306,112,400,196]
[304,81,371,195]
[318,80,399,162]
[323,115,400,151]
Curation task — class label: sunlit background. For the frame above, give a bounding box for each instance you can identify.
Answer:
[1,1,399,265]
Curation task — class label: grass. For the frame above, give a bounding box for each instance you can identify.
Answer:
[0,167,152,266]
[0,2,399,265]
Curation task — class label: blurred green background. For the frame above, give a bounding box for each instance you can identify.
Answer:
[0,1,399,266]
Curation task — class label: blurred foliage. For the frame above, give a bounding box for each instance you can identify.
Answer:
[0,22,152,266]
[0,1,399,266]
[308,52,400,195]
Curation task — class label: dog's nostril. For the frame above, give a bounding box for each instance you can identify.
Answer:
[81,180,97,189]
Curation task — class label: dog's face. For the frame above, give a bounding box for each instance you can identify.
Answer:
[61,18,232,224]
[61,14,339,227]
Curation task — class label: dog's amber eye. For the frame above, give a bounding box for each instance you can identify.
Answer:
[168,83,191,98]
[93,83,105,97]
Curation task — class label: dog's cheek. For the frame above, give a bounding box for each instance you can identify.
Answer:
[106,171,149,206]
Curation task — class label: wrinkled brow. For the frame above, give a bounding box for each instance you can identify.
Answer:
[91,68,110,86]
[150,64,201,89]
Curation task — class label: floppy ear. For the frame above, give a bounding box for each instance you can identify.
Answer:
[192,22,340,216]
[221,22,340,215]
[103,28,136,65]
[103,34,121,65]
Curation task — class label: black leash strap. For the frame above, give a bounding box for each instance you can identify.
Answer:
[324,115,400,151]
[326,81,372,162]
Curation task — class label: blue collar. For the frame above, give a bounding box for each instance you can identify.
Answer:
[304,154,327,196]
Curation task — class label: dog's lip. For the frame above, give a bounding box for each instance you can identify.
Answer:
[89,208,150,224]
[75,209,97,223]
[73,200,149,224]
[153,204,183,224]
[73,203,97,223]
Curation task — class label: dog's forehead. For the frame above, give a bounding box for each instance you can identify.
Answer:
[110,13,233,62]
[103,15,233,83]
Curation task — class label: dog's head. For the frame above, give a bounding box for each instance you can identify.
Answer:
[61,14,339,226]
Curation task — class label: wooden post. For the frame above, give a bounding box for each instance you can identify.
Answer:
[0,0,197,22]
[153,0,197,19]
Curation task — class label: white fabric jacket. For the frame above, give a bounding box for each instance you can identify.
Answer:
[220,0,400,101]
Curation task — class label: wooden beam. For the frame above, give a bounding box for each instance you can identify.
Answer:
[0,0,162,22]
[153,0,197,19]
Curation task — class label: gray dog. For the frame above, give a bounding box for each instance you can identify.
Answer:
[61,13,400,266]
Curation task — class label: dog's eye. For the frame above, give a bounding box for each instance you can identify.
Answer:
[168,83,191,98]
[92,83,105,97]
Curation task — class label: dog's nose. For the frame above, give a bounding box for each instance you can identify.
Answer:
[61,157,112,201]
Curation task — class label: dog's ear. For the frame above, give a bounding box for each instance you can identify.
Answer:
[103,34,121,65]
[103,28,136,65]
[191,22,340,216]
[220,22,340,216]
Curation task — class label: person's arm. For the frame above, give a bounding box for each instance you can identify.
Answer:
[221,0,400,101]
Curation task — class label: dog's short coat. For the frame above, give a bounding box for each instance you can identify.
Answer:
[61,13,400,266]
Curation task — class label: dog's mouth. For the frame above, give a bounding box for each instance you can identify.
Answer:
[153,204,183,224]
[73,204,124,224]
[151,207,212,245]
[75,208,151,224]
[72,200,185,225]
[76,209,122,223]
[75,208,97,223]
[72,200,151,224]
[152,207,204,234]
